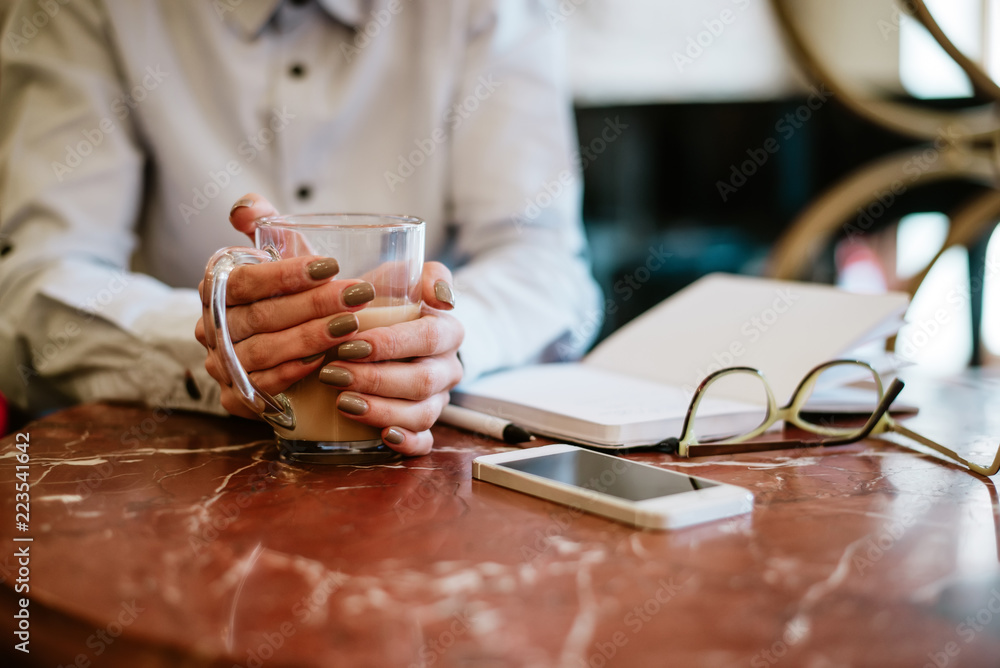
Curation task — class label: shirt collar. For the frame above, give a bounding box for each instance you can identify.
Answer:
[317,0,369,27]
[224,0,369,39]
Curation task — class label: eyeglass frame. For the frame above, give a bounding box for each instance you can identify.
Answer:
[632,359,1000,478]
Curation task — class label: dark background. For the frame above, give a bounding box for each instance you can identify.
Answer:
[574,96,990,343]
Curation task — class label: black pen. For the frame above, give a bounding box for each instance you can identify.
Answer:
[438,404,534,444]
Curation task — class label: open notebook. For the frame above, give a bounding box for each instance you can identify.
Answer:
[452,274,910,448]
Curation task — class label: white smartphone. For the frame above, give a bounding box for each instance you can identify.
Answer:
[472,444,753,530]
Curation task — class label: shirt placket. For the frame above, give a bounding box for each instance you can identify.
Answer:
[271,4,321,211]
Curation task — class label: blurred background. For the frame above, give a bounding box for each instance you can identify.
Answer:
[566,0,1000,378]
[1,0,997,380]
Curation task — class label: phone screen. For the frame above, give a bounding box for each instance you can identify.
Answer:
[499,449,718,501]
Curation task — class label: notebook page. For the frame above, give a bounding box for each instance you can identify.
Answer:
[584,273,909,405]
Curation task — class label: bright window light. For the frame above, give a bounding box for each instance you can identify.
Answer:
[900,0,981,99]
[990,0,1000,78]
[896,212,949,280]
[981,224,1000,355]
[896,246,973,374]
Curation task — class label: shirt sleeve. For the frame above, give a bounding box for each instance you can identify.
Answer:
[0,0,222,415]
[448,0,604,383]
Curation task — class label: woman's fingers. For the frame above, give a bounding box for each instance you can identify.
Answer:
[205,350,327,397]
[229,193,280,241]
[336,389,450,440]
[318,354,462,401]
[219,390,261,421]
[194,317,208,349]
[381,425,434,456]
[224,255,345,305]
[226,279,374,342]
[320,311,464,364]
[421,261,456,311]
[206,197,459,451]
[232,312,362,373]
[307,308,463,454]
[199,254,341,305]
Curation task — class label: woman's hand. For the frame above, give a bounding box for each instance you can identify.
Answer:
[194,194,464,455]
[316,261,464,456]
[194,195,376,419]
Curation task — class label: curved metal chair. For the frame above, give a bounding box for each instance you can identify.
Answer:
[766,0,1000,302]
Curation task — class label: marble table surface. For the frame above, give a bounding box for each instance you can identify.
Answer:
[2,371,1000,667]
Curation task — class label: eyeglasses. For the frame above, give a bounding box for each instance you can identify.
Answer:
[625,359,1000,477]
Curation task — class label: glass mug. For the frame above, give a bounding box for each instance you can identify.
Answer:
[206,214,425,464]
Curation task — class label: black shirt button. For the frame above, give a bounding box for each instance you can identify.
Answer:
[289,63,306,78]
[296,185,312,201]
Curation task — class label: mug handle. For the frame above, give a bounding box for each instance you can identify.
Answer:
[204,247,296,430]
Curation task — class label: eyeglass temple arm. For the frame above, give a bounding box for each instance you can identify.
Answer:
[860,378,1000,477]
[888,421,1000,477]
[818,378,906,447]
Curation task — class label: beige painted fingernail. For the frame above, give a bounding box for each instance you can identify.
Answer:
[307,258,340,280]
[319,366,353,387]
[434,280,455,308]
[384,427,405,445]
[343,282,375,306]
[230,198,255,215]
[337,392,368,415]
[335,340,372,360]
[327,313,358,338]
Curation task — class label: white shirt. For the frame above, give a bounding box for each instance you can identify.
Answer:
[0,0,602,415]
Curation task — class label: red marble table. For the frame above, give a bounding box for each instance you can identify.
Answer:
[2,371,1000,667]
